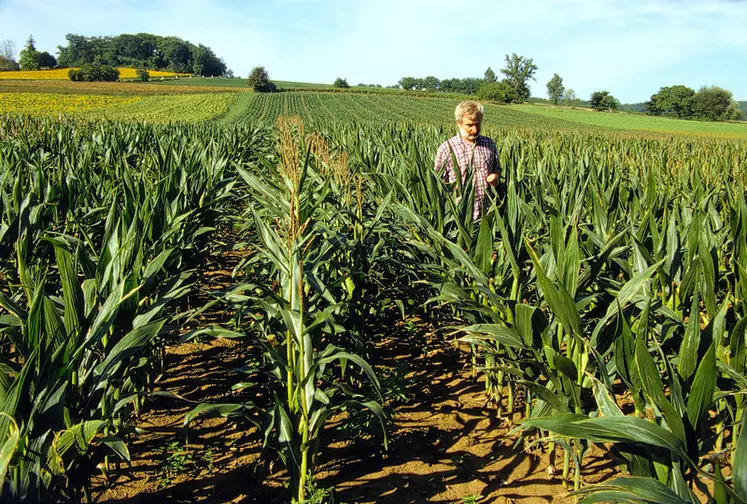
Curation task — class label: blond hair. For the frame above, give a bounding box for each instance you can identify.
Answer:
[454,101,484,123]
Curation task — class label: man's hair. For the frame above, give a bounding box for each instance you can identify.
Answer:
[455,101,484,123]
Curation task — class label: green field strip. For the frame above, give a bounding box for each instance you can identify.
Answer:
[216,91,254,124]
[511,104,747,138]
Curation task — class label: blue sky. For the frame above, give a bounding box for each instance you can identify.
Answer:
[1,0,745,103]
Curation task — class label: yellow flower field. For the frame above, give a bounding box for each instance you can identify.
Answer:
[0,92,140,114]
[0,67,190,80]
[0,91,237,123]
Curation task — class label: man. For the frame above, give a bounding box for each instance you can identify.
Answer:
[434,101,499,219]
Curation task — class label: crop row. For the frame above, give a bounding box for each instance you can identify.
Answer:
[0,91,238,123]
[240,91,591,131]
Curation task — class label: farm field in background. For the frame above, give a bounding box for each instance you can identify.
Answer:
[512,102,747,137]
[2,83,747,503]
[0,79,243,95]
[0,91,238,122]
[239,91,583,130]
[2,81,745,136]
[0,67,190,80]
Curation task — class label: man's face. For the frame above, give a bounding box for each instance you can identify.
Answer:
[458,113,482,143]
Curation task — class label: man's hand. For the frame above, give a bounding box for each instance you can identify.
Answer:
[486,173,499,187]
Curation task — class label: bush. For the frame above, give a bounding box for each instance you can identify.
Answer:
[136,68,150,82]
[477,81,515,103]
[333,77,350,88]
[590,90,619,111]
[0,56,19,71]
[248,66,276,92]
[68,64,119,82]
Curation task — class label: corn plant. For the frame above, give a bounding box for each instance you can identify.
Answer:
[184,117,386,503]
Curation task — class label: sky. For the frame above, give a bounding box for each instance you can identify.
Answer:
[1,0,746,103]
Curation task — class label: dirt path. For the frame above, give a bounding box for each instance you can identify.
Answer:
[90,238,618,503]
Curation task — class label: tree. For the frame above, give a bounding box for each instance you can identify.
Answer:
[192,44,225,76]
[37,51,56,69]
[500,53,538,103]
[68,63,119,81]
[19,35,40,70]
[248,66,275,92]
[0,39,15,61]
[0,56,19,71]
[399,76,416,90]
[590,90,619,111]
[477,81,514,103]
[644,85,695,118]
[563,88,577,108]
[692,86,734,121]
[333,77,350,88]
[422,75,439,91]
[484,67,496,83]
[724,101,744,121]
[0,39,18,71]
[546,73,565,105]
[158,36,192,73]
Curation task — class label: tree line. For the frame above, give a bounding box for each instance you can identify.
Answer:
[0,33,229,77]
[644,85,743,121]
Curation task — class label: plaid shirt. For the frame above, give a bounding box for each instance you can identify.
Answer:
[434,135,499,219]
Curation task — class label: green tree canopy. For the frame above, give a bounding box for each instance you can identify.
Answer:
[590,90,619,111]
[422,76,439,91]
[500,53,538,103]
[484,66,496,83]
[56,33,227,75]
[477,81,515,103]
[333,77,350,88]
[692,86,735,121]
[19,35,40,70]
[398,76,416,90]
[563,88,577,107]
[38,51,57,69]
[248,66,275,92]
[546,73,565,105]
[644,85,695,118]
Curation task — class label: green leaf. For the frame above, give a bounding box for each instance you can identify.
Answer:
[55,420,107,459]
[521,414,685,455]
[678,291,701,381]
[93,320,165,378]
[459,324,525,350]
[184,403,258,427]
[573,476,692,504]
[525,238,580,337]
[735,415,747,501]
[179,325,244,343]
[0,413,19,485]
[591,259,665,346]
[100,436,130,462]
[686,341,716,427]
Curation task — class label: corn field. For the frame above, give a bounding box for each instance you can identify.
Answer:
[1,105,747,503]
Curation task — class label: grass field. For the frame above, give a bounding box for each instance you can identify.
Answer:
[511,103,747,137]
